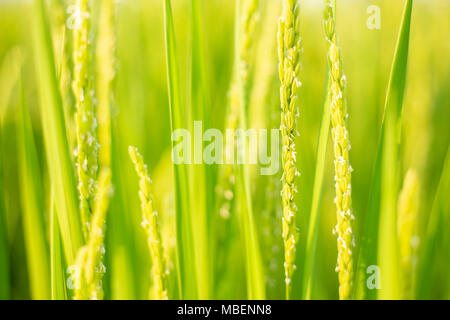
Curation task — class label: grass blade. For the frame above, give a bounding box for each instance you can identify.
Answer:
[163,0,197,299]
[188,0,212,299]
[0,47,22,300]
[107,126,138,299]
[302,75,331,299]
[33,0,84,264]
[355,0,413,299]
[378,0,413,300]
[416,147,450,298]
[0,128,9,299]
[129,147,168,299]
[50,189,66,300]
[235,0,265,299]
[16,78,51,299]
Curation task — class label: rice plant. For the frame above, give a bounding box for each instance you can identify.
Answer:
[129,146,168,300]
[0,0,449,301]
[73,168,111,300]
[323,0,355,300]
[72,0,98,239]
[277,0,302,299]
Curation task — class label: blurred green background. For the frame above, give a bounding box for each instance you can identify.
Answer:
[0,0,449,299]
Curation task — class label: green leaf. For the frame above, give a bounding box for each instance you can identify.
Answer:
[355,0,413,300]
[416,147,450,299]
[302,74,331,300]
[188,0,212,299]
[234,0,265,299]
[16,78,51,299]
[164,0,197,299]
[33,0,84,265]
[106,127,138,300]
[0,128,9,299]
[50,189,67,300]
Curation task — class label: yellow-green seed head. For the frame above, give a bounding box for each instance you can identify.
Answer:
[278,0,301,299]
[323,0,355,300]
[218,0,260,221]
[73,0,98,239]
[73,168,112,300]
[129,146,168,300]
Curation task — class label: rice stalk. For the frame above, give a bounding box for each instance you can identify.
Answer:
[49,0,76,150]
[397,169,419,299]
[212,4,260,297]
[249,0,283,299]
[72,0,99,239]
[277,0,302,299]
[232,0,266,300]
[323,0,355,300]
[96,0,115,169]
[74,168,112,300]
[150,151,177,297]
[261,172,284,298]
[216,0,259,221]
[129,146,168,300]
[33,0,84,265]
